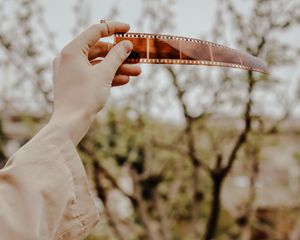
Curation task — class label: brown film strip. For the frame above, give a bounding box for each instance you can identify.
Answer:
[114,33,268,74]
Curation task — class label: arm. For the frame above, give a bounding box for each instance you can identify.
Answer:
[0,21,141,240]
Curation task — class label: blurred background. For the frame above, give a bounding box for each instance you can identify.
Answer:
[1,0,300,239]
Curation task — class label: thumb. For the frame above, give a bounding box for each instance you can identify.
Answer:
[100,40,133,73]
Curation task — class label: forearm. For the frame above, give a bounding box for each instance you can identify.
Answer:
[0,123,99,240]
[49,110,95,146]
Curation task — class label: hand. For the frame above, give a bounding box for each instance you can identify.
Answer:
[49,21,141,145]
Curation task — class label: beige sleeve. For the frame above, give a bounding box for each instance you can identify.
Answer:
[0,123,100,240]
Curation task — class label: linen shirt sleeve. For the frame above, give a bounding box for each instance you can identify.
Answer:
[0,123,100,240]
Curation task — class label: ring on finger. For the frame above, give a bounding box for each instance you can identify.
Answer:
[100,19,110,34]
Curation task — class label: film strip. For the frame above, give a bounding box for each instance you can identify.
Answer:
[114,33,268,74]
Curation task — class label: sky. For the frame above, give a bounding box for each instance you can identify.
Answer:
[43,0,218,49]
[4,0,299,123]
[41,0,300,121]
[43,0,300,49]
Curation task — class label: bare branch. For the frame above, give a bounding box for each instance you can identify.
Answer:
[92,160,125,240]
[79,143,137,202]
[223,71,254,176]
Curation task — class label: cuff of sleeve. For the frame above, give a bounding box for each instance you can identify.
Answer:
[38,123,100,240]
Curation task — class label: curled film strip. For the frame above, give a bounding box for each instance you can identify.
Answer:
[114,33,268,74]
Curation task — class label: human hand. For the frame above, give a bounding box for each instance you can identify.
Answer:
[49,21,141,145]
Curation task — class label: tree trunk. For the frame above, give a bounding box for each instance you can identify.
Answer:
[204,175,223,240]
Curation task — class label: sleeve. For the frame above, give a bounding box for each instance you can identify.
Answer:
[0,123,100,240]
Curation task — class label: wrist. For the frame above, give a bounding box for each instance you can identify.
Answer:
[49,110,95,145]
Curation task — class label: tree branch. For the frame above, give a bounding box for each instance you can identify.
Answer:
[223,71,254,176]
[92,159,125,240]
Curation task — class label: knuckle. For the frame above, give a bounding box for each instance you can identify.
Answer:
[114,47,127,61]
[90,23,102,35]
[90,23,100,30]
[60,46,74,60]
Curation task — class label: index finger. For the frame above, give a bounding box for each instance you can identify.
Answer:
[70,21,130,55]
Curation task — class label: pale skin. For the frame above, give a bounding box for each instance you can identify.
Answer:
[49,21,141,145]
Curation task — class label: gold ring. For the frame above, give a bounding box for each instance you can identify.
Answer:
[100,19,110,34]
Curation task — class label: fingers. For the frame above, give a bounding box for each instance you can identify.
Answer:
[90,59,140,87]
[116,64,141,76]
[112,75,130,87]
[88,41,114,61]
[99,40,133,74]
[90,60,141,77]
[66,21,130,56]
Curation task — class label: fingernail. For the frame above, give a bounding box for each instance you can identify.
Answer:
[123,40,133,53]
